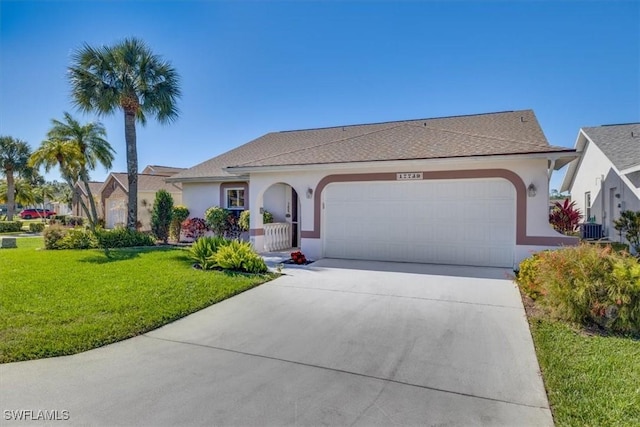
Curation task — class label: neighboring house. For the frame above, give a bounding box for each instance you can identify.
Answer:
[72,181,104,218]
[102,170,184,230]
[560,123,640,244]
[168,110,578,268]
[72,165,185,230]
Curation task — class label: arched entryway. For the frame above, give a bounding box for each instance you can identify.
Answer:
[261,182,301,250]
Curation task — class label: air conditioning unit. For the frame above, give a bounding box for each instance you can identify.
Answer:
[580,223,603,240]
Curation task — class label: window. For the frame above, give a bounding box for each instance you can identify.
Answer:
[585,192,591,221]
[226,188,245,210]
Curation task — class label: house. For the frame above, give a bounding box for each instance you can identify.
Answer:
[72,166,185,229]
[168,110,578,268]
[102,168,184,229]
[560,123,640,243]
[72,181,104,218]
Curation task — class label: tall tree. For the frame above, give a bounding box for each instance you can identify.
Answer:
[45,112,114,225]
[29,138,90,220]
[68,37,181,230]
[0,136,32,220]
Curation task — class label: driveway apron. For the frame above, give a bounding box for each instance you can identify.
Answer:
[1,259,553,426]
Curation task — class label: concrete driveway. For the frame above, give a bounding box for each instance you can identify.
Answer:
[1,259,552,426]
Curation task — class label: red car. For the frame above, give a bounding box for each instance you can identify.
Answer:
[19,208,56,219]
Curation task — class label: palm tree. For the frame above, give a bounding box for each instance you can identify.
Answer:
[0,178,36,208]
[45,112,114,225]
[29,138,90,220]
[68,37,181,230]
[0,136,32,220]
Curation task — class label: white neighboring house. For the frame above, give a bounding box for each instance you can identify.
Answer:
[561,123,640,246]
[169,110,579,268]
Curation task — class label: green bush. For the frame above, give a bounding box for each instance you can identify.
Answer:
[170,205,190,241]
[614,210,640,253]
[0,221,22,233]
[28,223,45,233]
[188,236,230,270]
[515,254,543,299]
[238,210,273,231]
[204,206,231,236]
[213,240,268,274]
[94,228,155,248]
[522,244,640,334]
[151,190,174,243]
[60,228,97,249]
[43,225,67,249]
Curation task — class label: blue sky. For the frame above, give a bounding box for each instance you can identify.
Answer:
[1,1,638,193]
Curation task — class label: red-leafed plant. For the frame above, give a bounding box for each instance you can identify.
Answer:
[290,251,307,264]
[549,199,583,235]
[181,217,209,240]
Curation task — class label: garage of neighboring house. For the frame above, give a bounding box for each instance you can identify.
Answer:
[322,178,516,268]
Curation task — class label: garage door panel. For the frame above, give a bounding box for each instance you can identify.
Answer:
[323,179,515,267]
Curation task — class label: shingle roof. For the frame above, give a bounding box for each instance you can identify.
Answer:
[109,173,182,193]
[582,123,640,171]
[141,165,186,176]
[76,181,104,196]
[170,110,572,181]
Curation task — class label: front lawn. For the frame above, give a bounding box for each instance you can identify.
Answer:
[529,318,640,426]
[0,238,273,363]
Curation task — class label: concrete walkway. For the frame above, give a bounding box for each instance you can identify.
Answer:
[0,259,553,426]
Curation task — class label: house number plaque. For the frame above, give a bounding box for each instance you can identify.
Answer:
[396,172,423,180]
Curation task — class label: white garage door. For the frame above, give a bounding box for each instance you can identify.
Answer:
[323,178,516,267]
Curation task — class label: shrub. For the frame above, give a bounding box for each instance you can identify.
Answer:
[60,228,97,249]
[515,254,543,299]
[43,225,67,249]
[28,223,45,233]
[549,199,583,235]
[67,216,84,227]
[213,240,268,274]
[189,236,230,270]
[0,221,22,233]
[205,206,231,237]
[94,228,155,248]
[523,244,640,334]
[170,205,189,241]
[614,210,640,253]
[238,210,273,231]
[181,217,208,240]
[151,190,174,243]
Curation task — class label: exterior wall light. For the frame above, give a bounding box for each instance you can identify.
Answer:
[527,183,537,197]
[306,187,313,199]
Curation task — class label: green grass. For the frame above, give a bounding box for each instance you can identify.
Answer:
[530,318,640,426]
[0,237,274,363]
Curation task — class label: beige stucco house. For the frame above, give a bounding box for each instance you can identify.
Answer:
[72,165,184,230]
[168,110,578,268]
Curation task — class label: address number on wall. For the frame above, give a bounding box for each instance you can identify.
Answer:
[396,172,423,180]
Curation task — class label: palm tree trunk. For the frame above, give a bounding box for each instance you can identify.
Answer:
[6,167,15,221]
[66,178,92,223]
[124,111,138,231]
[80,170,99,229]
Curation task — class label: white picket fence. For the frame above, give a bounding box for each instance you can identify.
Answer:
[264,222,291,251]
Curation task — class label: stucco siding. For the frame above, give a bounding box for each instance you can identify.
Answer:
[569,141,640,240]
[182,183,221,219]
[245,157,571,266]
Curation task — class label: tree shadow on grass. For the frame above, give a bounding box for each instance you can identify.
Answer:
[79,249,142,264]
[79,246,180,264]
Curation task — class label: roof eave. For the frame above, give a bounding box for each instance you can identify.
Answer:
[225,150,577,174]
[165,175,250,184]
